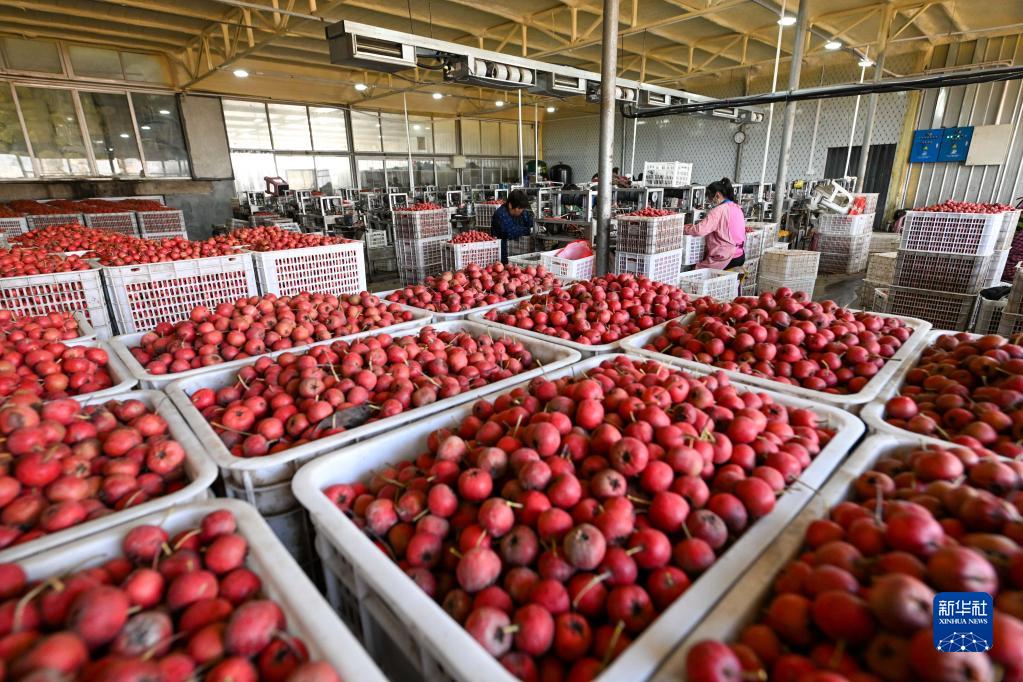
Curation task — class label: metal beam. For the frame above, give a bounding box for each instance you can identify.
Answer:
[773,0,808,223]
[595,0,619,276]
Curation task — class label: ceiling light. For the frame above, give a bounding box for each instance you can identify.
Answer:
[66,117,74,122]
[158,109,171,115]
[119,133,131,139]
[858,57,874,67]
[777,15,797,26]
[546,106,556,113]
[233,69,249,78]
[825,40,842,50]
[495,100,505,107]
[354,83,367,91]
[413,124,421,130]
[140,125,151,130]
[432,92,443,100]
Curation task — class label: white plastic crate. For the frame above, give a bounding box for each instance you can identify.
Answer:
[102,253,258,334]
[472,202,501,228]
[816,211,873,236]
[293,352,864,682]
[818,249,868,275]
[677,268,739,299]
[975,296,1008,335]
[865,251,896,284]
[892,250,989,293]
[136,208,187,239]
[507,235,535,257]
[25,213,83,230]
[852,192,879,213]
[999,208,1021,250]
[886,285,977,331]
[857,284,888,312]
[816,230,871,254]
[508,251,543,267]
[83,211,139,236]
[758,274,815,297]
[393,208,451,240]
[642,161,693,187]
[364,229,389,248]
[998,310,1023,337]
[869,231,901,253]
[615,214,686,254]
[0,265,113,338]
[541,249,595,281]
[900,210,1002,255]
[984,249,1011,287]
[760,248,820,280]
[443,239,501,270]
[395,236,446,274]
[682,234,705,265]
[3,498,384,682]
[615,249,683,284]
[0,216,27,244]
[0,390,216,562]
[743,228,765,259]
[247,242,367,299]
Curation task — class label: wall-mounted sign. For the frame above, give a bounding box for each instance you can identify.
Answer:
[938,126,974,163]
[910,128,943,163]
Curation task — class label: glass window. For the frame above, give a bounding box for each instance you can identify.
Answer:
[380,113,408,154]
[16,86,90,176]
[267,103,311,150]
[0,85,32,178]
[80,91,143,176]
[502,158,520,183]
[314,156,352,193]
[274,154,316,189]
[309,107,348,151]
[356,157,385,188]
[523,123,536,157]
[3,38,62,74]
[223,100,271,150]
[230,151,276,193]
[414,158,435,185]
[121,53,167,84]
[131,93,188,177]
[435,157,456,187]
[481,121,501,155]
[434,118,456,154]
[463,158,480,185]
[460,119,480,155]
[386,158,409,187]
[500,122,519,156]
[69,45,123,79]
[409,116,433,154]
[482,158,501,184]
[351,110,381,152]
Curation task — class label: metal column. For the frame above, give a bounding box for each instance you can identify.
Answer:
[856,6,895,192]
[772,0,809,223]
[595,0,621,276]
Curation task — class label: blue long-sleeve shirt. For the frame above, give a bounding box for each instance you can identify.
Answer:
[491,204,534,240]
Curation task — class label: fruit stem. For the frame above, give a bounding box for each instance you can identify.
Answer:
[211,422,257,437]
[600,620,626,670]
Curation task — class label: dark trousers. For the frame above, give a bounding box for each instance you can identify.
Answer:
[725,253,746,269]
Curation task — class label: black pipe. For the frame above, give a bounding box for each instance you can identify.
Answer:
[621,65,1023,118]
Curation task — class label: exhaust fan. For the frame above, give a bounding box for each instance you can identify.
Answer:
[446,56,535,89]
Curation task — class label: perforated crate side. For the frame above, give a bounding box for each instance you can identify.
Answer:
[507,236,535,258]
[760,249,820,280]
[819,251,868,275]
[885,286,977,331]
[900,210,1001,256]
[975,298,1007,335]
[25,213,83,230]
[816,232,871,256]
[472,203,501,228]
[998,310,1023,338]
[102,254,258,333]
[999,209,1021,251]
[614,250,683,284]
[984,250,1010,288]
[865,252,896,284]
[682,235,706,265]
[677,269,739,299]
[0,267,112,338]
[136,209,187,239]
[642,161,692,187]
[615,215,686,254]
[816,212,873,236]
[541,252,594,281]
[250,243,367,298]
[743,229,764,259]
[868,232,901,253]
[395,237,446,272]
[1009,268,1023,314]
[0,217,27,243]
[393,209,451,240]
[891,250,988,294]
[443,240,501,270]
[83,212,139,236]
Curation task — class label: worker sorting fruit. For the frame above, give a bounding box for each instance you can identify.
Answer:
[490,189,534,263]
[684,178,746,269]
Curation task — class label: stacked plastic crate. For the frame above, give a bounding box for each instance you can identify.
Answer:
[985,207,1021,287]
[998,264,1023,336]
[393,206,452,285]
[815,212,873,274]
[857,251,896,311]
[642,161,693,187]
[869,232,901,254]
[613,211,687,283]
[887,209,1003,330]
[758,248,820,297]
[737,222,770,294]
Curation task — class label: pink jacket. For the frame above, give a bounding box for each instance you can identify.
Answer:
[686,200,746,269]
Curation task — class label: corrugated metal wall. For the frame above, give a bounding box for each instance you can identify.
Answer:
[904,36,1023,207]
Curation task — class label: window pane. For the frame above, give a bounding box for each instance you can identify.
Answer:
[274,154,315,189]
[503,158,520,183]
[500,122,518,156]
[69,45,123,79]
[380,113,408,154]
[314,156,352,193]
[434,118,456,154]
[0,86,32,178]
[356,158,384,188]
[309,107,348,151]
[463,159,480,185]
[460,119,480,155]
[80,91,142,176]
[223,100,271,150]
[386,158,409,188]
[414,158,434,185]
[482,158,500,184]
[351,110,381,152]
[268,103,311,150]
[3,38,62,74]
[481,121,501,155]
[231,151,276,193]
[409,116,433,154]
[122,53,168,84]
[435,158,456,187]
[16,86,90,176]
[131,93,189,177]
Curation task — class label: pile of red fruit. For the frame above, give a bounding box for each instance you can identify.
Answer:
[619,208,676,218]
[0,311,81,343]
[386,263,558,313]
[484,274,699,346]
[451,231,497,244]
[189,326,537,459]
[128,292,417,376]
[686,440,1023,681]
[642,289,915,394]
[88,236,239,266]
[0,508,341,680]
[0,206,22,218]
[0,337,115,402]
[4,201,74,216]
[70,200,136,215]
[396,203,444,212]
[0,397,192,548]
[883,333,1023,457]
[0,249,92,277]
[12,224,126,252]
[325,356,835,679]
[916,200,1015,214]
[110,199,176,212]
[214,227,348,251]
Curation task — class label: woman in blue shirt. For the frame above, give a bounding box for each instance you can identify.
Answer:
[491,190,534,263]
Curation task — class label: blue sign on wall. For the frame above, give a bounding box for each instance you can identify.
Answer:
[910,129,943,162]
[938,126,974,162]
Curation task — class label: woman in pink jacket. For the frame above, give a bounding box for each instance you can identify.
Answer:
[685,178,746,269]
